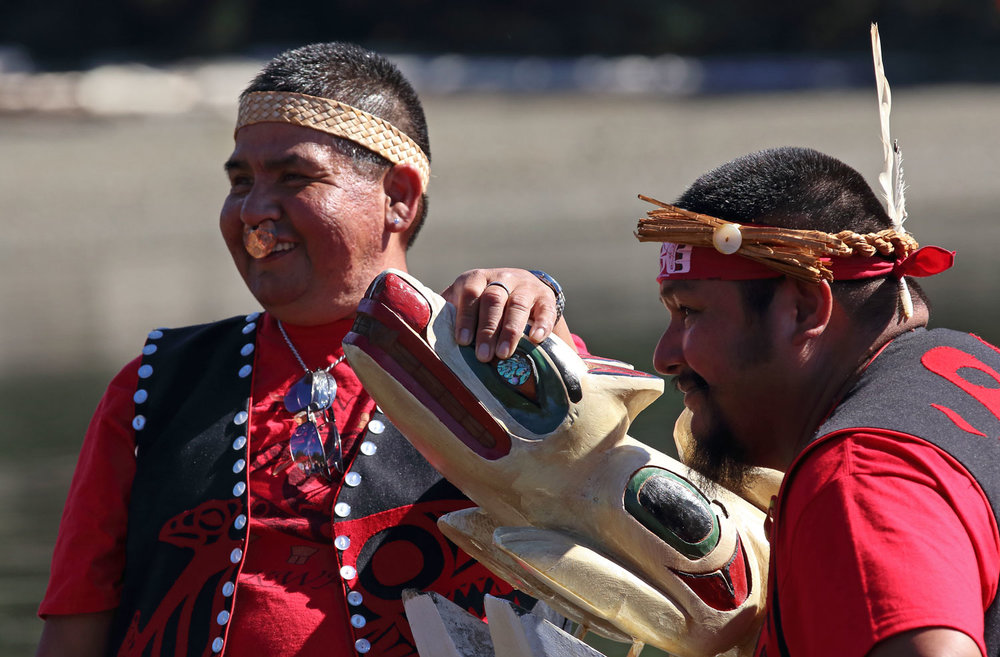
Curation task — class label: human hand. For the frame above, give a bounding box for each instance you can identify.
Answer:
[442,268,569,362]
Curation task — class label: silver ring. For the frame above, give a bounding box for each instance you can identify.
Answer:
[485,281,512,296]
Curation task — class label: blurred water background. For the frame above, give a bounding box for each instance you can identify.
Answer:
[2,3,999,655]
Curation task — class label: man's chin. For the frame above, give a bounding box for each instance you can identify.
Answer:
[685,421,754,496]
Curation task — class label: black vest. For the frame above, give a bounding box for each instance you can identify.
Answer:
[107,314,531,657]
[770,328,1000,655]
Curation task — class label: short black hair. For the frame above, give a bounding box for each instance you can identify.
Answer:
[242,42,430,247]
[675,147,892,234]
[675,146,927,324]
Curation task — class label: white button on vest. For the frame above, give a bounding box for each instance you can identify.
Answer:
[233,514,247,530]
[233,459,246,474]
[334,535,350,550]
[233,482,246,497]
[148,329,163,340]
[132,416,146,431]
[142,344,158,355]
[355,638,371,653]
[222,581,235,596]
[229,548,243,563]
[350,614,366,628]
[345,472,362,487]
[240,343,255,357]
[340,565,357,580]
[238,364,252,378]
[133,389,148,404]
[233,411,248,425]
[242,322,256,335]
[137,364,153,379]
[334,502,351,518]
[232,436,247,451]
[367,419,385,434]
[360,441,377,456]
[212,637,224,653]
[217,610,230,625]
[347,591,363,606]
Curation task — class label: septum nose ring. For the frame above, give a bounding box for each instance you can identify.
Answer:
[244,219,278,259]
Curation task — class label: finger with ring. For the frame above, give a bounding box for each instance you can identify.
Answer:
[485,281,512,296]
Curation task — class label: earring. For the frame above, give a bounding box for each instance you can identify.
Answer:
[392,218,401,226]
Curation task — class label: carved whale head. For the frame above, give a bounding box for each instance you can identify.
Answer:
[344,269,770,657]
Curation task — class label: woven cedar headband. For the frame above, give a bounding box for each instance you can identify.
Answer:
[635,194,954,284]
[236,90,431,190]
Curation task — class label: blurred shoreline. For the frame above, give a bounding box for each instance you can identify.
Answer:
[0,48,980,116]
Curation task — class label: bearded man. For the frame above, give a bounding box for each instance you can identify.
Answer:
[640,146,998,657]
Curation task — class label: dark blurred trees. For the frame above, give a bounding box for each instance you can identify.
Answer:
[3,0,998,71]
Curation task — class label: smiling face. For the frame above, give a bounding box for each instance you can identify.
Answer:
[220,122,402,325]
[653,278,787,487]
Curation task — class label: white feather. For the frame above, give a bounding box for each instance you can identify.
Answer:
[871,23,913,318]
[871,23,907,233]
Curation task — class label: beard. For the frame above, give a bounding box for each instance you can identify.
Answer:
[674,371,755,496]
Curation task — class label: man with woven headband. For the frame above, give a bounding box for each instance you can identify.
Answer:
[636,145,999,657]
[36,42,572,657]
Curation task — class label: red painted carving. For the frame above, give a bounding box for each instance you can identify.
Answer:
[672,533,751,611]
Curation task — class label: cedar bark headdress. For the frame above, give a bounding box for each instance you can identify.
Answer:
[635,25,953,319]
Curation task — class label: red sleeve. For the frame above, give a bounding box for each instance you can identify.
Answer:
[570,333,589,356]
[776,433,1000,657]
[38,357,141,617]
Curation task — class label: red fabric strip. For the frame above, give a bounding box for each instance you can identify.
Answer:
[656,243,955,282]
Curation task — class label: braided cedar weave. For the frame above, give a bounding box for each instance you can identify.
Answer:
[634,194,918,283]
[237,91,431,190]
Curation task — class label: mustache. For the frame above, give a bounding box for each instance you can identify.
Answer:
[673,371,708,394]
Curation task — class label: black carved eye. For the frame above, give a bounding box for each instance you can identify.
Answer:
[624,467,720,559]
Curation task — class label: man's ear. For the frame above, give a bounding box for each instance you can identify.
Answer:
[383,163,423,232]
[788,278,833,344]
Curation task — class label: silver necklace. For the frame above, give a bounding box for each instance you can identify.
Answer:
[277,319,346,374]
[276,319,347,477]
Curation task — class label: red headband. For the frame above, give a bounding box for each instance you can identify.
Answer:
[657,242,955,282]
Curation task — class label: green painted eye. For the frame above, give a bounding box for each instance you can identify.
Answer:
[460,338,569,436]
[624,467,720,559]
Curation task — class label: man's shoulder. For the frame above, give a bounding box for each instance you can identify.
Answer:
[901,326,997,352]
[139,313,262,349]
[147,313,261,337]
[126,313,265,381]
